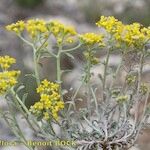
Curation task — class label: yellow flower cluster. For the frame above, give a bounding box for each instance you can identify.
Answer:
[6,21,25,34]
[140,83,149,95]
[142,27,150,38]
[6,19,77,43]
[116,95,128,103]
[26,19,47,38]
[30,79,64,121]
[79,33,104,46]
[48,20,77,44]
[122,23,145,48]
[96,16,150,48]
[0,56,20,95]
[6,19,47,38]
[96,16,122,33]
[126,74,136,85]
[48,20,76,37]
[0,55,16,70]
[84,51,99,65]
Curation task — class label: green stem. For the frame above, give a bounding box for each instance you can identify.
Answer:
[84,48,92,116]
[67,77,85,113]
[11,88,30,116]
[10,89,37,132]
[56,52,61,84]
[67,85,80,112]
[33,46,40,86]
[137,52,144,93]
[110,56,123,90]
[86,59,91,114]
[10,88,52,139]
[37,33,51,52]
[56,44,62,97]
[3,100,34,150]
[18,35,33,47]
[86,58,91,82]
[103,48,110,101]
[91,87,99,115]
[18,35,40,86]
[56,43,81,85]
[62,43,81,53]
[49,121,57,137]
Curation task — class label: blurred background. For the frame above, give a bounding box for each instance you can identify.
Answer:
[0,0,150,150]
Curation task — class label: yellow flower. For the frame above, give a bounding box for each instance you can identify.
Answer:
[63,26,76,36]
[48,20,76,37]
[141,27,150,39]
[0,71,20,95]
[50,82,60,91]
[37,79,50,93]
[0,55,16,70]
[47,20,77,44]
[96,16,150,49]
[96,16,122,33]
[122,23,145,47]
[52,111,59,120]
[126,75,136,85]
[0,56,20,95]
[26,19,48,38]
[83,51,99,65]
[66,37,74,43]
[6,19,77,45]
[6,21,25,34]
[30,79,64,121]
[33,102,44,110]
[140,83,149,95]
[43,112,50,120]
[57,101,65,109]
[116,95,128,103]
[79,33,104,45]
